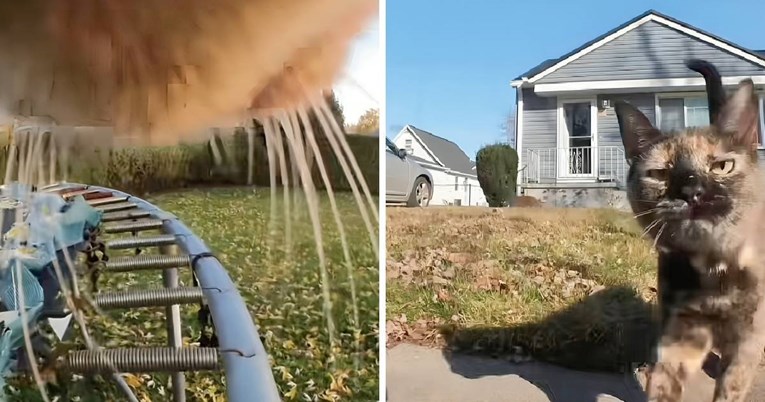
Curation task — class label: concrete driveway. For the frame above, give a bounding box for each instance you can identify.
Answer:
[386,343,765,402]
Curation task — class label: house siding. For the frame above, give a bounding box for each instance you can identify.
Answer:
[520,88,557,182]
[520,90,657,186]
[393,131,438,164]
[538,21,765,84]
[596,93,655,181]
[426,168,486,206]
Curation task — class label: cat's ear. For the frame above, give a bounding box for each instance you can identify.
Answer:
[686,59,725,124]
[614,101,663,163]
[716,79,760,150]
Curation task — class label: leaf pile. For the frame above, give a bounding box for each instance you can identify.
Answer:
[386,206,659,372]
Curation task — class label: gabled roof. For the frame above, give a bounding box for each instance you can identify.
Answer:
[512,9,765,84]
[400,125,476,175]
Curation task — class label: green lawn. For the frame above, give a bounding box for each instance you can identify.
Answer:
[386,206,658,372]
[10,188,379,401]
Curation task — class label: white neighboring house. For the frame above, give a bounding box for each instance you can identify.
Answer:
[392,125,487,206]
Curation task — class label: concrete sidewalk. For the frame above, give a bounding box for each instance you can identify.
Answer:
[386,343,765,402]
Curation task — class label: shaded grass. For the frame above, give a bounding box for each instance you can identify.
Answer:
[11,188,378,401]
[386,206,658,371]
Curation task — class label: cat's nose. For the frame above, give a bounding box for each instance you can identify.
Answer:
[681,184,705,204]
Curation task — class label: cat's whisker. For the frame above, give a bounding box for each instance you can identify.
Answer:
[642,219,662,238]
[634,208,659,219]
[653,223,667,249]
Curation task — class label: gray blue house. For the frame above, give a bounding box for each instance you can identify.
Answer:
[513,9,765,208]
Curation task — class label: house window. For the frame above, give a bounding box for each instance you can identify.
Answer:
[405,139,413,154]
[685,97,710,128]
[454,176,459,190]
[658,96,709,132]
[659,94,765,147]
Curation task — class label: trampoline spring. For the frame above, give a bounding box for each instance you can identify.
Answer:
[58,188,91,197]
[40,183,66,191]
[103,219,164,234]
[81,191,114,201]
[88,196,129,206]
[63,347,221,373]
[95,287,204,309]
[106,235,176,250]
[96,202,138,213]
[101,210,151,222]
[104,254,190,272]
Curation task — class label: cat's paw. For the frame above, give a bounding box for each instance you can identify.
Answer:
[645,364,684,402]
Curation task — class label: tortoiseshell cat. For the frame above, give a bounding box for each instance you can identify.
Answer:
[615,60,765,402]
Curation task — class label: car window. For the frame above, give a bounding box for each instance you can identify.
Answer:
[385,138,399,154]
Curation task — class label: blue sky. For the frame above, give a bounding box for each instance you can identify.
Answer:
[386,0,765,159]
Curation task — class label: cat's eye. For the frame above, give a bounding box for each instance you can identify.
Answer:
[646,168,668,181]
[710,159,735,175]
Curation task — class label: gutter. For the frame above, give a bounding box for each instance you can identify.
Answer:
[511,78,529,88]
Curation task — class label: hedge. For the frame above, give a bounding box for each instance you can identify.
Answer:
[0,130,379,196]
[476,143,518,207]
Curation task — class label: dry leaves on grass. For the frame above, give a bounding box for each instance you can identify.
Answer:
[386,206,658,368]
[10,189,379,401]
[386,314,446,348]
[386,248,456,287]
[527,265,602,301]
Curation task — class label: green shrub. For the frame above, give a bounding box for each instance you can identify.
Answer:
[476,143,518,207]
[0,130,379,196]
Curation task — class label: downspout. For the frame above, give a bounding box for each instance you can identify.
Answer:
[514,80,526,196]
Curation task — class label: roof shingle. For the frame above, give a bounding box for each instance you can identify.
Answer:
[407,125,476,175]
[513,9,765,81]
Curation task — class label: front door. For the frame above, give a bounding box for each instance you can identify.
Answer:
[558,100,596,178]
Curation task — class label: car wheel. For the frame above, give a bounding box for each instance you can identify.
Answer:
[407,177,431,207]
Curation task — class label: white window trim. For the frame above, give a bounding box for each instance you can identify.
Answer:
[556,96,599,180]
[516,88,524,195]
[532,76,765,94]
[759,95,765,149]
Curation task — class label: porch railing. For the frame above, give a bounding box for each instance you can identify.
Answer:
[522,146,628,187]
